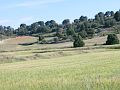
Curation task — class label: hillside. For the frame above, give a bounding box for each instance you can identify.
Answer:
[0,9,120,90]
[0,34,120,63]
[0,10,120,44]
[0,29,120,90]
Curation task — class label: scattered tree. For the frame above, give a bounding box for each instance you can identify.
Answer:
[73,35,85,47]
[106,34,119,45]
[1,10,120,45]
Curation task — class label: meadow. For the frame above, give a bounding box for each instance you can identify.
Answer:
[0,36,120,90]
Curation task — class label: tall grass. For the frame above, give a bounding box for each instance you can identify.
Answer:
[0,50,120,90]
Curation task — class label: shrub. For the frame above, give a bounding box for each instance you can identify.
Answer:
[38,35,44,41]
[73,35,85,47]
[106,34,119,45]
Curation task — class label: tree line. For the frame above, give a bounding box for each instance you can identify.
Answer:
[0,10,120,45]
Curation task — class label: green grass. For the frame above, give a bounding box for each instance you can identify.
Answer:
[0,49,120,90]
[0,36,120,90]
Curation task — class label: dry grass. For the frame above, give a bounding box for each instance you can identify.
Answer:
[0,35,120,63]
[2,36,37,45]
[0,35,105,52]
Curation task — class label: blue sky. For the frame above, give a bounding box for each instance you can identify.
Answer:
[0,0,120,28]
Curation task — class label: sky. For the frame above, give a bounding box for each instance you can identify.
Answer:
[0,0,120,28]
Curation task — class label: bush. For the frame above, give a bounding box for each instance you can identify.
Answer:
[73,35,85,47]
[38,35,44,41]
[106,34,119,45]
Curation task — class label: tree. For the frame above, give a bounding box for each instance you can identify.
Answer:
[80,24,86,31]
[111,11,114,17]
[5,26,14,36]
[17,24,28,35]
[105,11,111,17]
[95,14,100,21]
[37,26,49,33]
[79,30,87,39]
[95,12,105,25]
[31,22,39,34]
[49,20,58,29]
[106,34,119,45]
[98,12,104,18]
[38,21,44,26]
[62,19,70,25]
[66,25,75,36]
[114,11,120,21]
[38,35,44,41]
[45,20,57,29]
[74,19,79,24]
[86,28,95,38]
[73,35,85,47]
[105,19,116,28]
[84,21,91,29]
[79,16,88,22]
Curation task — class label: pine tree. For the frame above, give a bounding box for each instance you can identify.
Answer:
[73,35,85,47]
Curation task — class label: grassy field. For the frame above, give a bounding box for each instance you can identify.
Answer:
[0,36,120,90]
[0,49,120,90]
[0,35,107,52]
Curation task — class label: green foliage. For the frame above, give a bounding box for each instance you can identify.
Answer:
[78,30,87,39]
[95,12,105,25]
[17,24,28,35]
[79,16,88,22]
[38,35,46,44]
[86,28,95,38]
[0,26,14,37]
[113,25,120,34]
[66,25,75,36]
[106,34,119,45]
[56,28,65,39]
[62,19,70,25]
[38,35,44,41]
[37,21,44,26]
[105,19,116,28]
[114,11,120,21]
[91,22,100,28]
[73,35,85,47]
[1,10,120,43]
